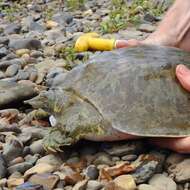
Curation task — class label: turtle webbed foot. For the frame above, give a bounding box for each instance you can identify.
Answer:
[42,127,75,152]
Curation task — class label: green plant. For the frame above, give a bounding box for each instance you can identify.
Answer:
[100,0,170,34]
[43,8,54,20]
[66,0,85,10]
[0,2,22,22]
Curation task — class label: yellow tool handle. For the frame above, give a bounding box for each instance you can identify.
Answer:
[74,32,116,52]
[88,38,116,51]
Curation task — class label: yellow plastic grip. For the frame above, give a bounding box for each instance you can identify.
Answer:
[75,33,116,52]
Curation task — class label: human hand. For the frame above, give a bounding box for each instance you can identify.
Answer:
[176,64,190,92]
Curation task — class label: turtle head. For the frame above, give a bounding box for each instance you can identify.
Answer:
[26,88,107,152]
[25,88,67,114]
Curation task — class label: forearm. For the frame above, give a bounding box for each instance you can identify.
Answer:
[161,0,190,44]
[146,0,190,47]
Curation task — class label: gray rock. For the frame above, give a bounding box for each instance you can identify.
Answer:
[0,154,7,179]
[149,174,177,190]
[103,141,144,156]
[23,17,44,33]
[30,50,43,58]
[9,38,42,50]
[4,23,21,34]
[0,81,37,108]
[133,160,159,184]
[0,58,24,69]
[15,70,30,81]
[93,152,114,166]
[3,138,23,163]
[51,72,70,87]
[165,153,186,168]
[0,47,8,58]
[45,29,67,44]
[46,67,65,79]
[138,24,156,33]
[21,126,49,139]
[85,165,99,180]
[72,180,88,190]
[29,139,45,155]
[17,132,32,144]
[15,182,43,190]
[5,64,20,77]
[8,162,33,174]
[168,159,190,183]
[86,180,103,190]
[121,155,138,161]
[52,13,73,25]
[29,70,38,82]
[23,146,31,156]
[24,154,40,165]
[0,124,21,133]
[28,173,60,190]
[144,13,157,22]
[0,71,5,79]
[138,184,157,190]
[0,37,9,45]
[36,154,63,167]
[66,157,80,165]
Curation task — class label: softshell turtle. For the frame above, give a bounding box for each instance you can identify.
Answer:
[26,45,190,151]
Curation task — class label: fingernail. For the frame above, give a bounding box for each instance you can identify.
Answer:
[177,65,189,75]
[115,40,128,49]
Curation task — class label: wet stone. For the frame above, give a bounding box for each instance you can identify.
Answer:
[114,175,137,190]
[24,154,40,165]
[0,59,24,70]
[4,23,21,34]
[0,47,8,58]
[29,139,45,155]
[29,173,60,190]
[0,37,9,45]
[138,23,156,33]
[121,155,138,161]
[0,154,7,179]
[72,179,88,190]
[85,165,99,180]
[0,178,7,187]
[15,70,30,81]
[24,163,57,178]
[133,160,159,184]
[9,38,42,50]
[8,162,33,174]
[17,132,32,145]
[138,184,156,190]
[52,13,73,25]
[149,174,177,190]
[15,182,43,190]
[3,138,23,163]
[5,64,20,77]
[0,71,5,79]
[93,152,114,166]
[168,158,190,183]
[23,146,31,157]
[9,157,25,166]
[86,180,103,190]
[36,154,63,167]
[103,141,144,157]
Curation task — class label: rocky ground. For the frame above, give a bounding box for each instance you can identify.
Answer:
[0,0,190,190]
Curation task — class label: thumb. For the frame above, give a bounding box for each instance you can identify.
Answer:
[176,64,190,91]
[115,39,141,49]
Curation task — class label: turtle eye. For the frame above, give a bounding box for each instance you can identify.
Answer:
[49,115,57,126]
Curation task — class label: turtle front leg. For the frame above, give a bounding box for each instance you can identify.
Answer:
[42,125,76,152]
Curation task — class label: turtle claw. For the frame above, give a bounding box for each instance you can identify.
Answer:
[42,126,74,152]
